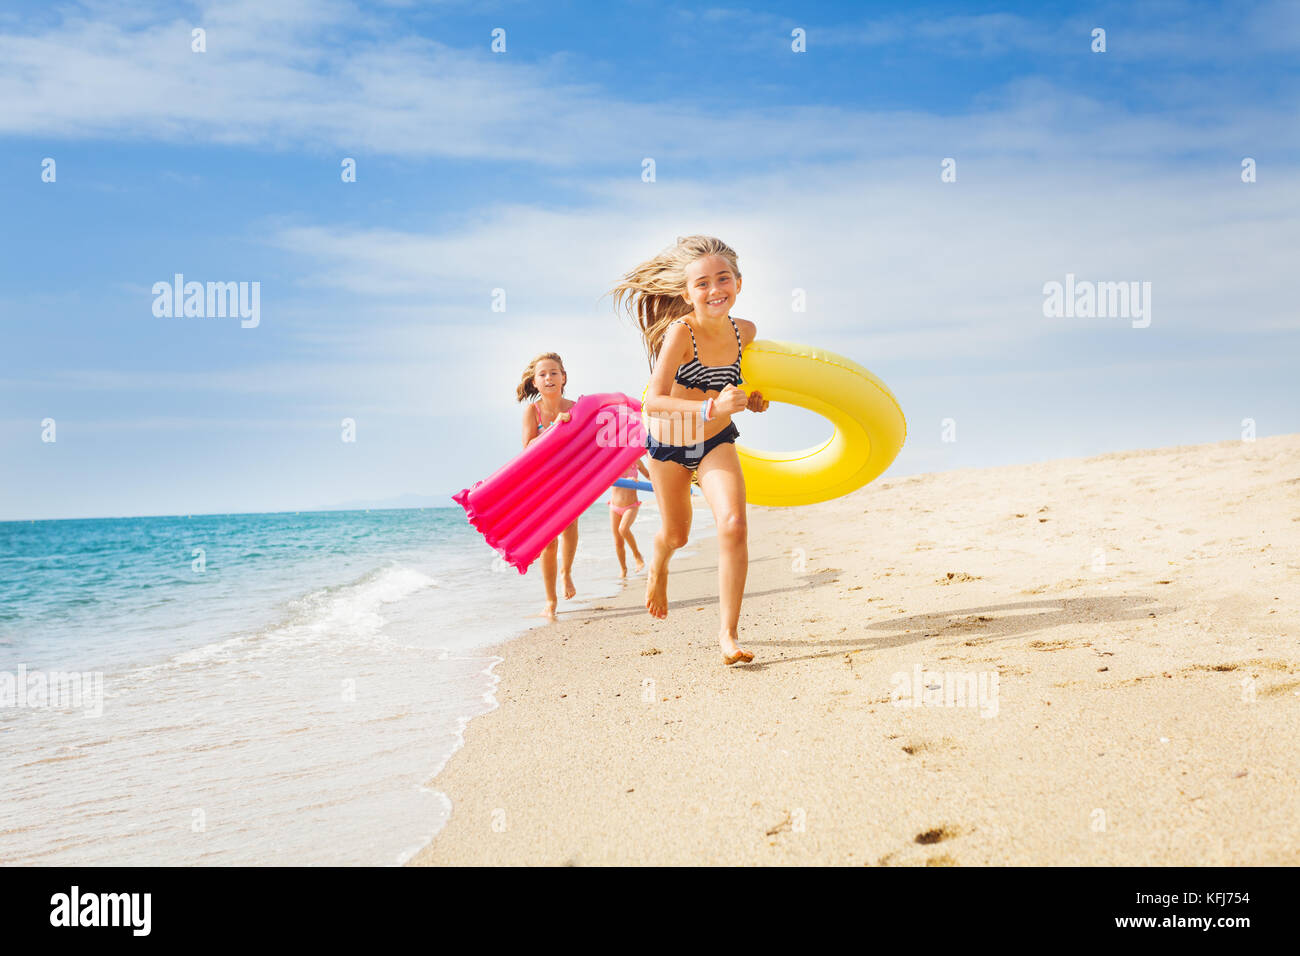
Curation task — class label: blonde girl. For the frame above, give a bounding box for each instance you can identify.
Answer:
[517,352,579,620]
[609,453,651,577]
[609,236,770,665]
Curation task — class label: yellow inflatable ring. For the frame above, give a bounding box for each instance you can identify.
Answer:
[642,340,906,507]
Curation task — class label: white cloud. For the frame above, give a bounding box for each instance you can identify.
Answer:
[260,158,1300,362]
[2,1,1296,163]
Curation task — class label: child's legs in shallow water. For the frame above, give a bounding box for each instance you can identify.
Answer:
[539,537,560,615]
[558,518,578,597]
[695,441,749,654]
[618,506,643,570]
[609,506,628,568]
[644,456,693,618]
[539,517,579,612]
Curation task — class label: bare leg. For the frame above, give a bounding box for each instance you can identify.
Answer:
[645,458,693,619]
[610,507,628,577]
[559,517,578,599]
[696,443,750,662]
[621,508,644,572]
[538,537,559,620]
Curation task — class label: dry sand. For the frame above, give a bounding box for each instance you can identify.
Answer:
[411,434,1299,866]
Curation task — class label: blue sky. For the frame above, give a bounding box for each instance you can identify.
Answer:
[1,0,1296,521]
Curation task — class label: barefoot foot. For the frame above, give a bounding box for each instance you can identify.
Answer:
[562,573,576,600]
[645,561,669,619]
[539,601,557,621]
[720,631,753,665]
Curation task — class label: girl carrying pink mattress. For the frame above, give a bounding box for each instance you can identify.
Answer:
[517,352,579,620]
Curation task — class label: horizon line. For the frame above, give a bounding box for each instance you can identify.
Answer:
[4,430,1294,524]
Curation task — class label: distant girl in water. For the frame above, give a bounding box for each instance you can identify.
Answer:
[609,236,769,665]
[517,352,578,620]
[609,453,651,577]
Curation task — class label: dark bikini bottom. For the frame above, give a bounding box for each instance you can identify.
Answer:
[644,422,739,470]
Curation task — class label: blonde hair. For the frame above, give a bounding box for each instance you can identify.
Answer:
[608,235,741,371]
[516,352,567,402]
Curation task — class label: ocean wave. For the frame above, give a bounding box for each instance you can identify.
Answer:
[127,563,439,678]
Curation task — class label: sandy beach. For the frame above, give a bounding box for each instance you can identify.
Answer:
[412,433,1299,866]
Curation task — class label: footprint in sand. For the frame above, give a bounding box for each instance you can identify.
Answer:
[943,614,995,631]
[914,824,962,845]
[1020,578,1089,594]
[900,737,958,756]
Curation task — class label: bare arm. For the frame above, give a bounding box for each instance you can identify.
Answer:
[734,318,769,412]
[523,401,574,448]
[521,404,538,450]
[735,317,757,350]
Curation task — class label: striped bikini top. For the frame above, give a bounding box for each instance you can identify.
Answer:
[671,316,744,392]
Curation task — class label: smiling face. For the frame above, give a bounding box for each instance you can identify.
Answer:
[682,254,741,319]
[533,358,566,397]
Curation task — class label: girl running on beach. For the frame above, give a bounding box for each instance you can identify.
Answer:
[609,236,769,665]
[518,352,578,620]
[609,454,651,577]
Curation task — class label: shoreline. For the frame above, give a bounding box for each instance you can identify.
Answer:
[411,434,1299,866]
[397,504,715,863]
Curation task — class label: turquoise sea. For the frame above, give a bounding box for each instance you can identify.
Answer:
[0,503,699,865]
